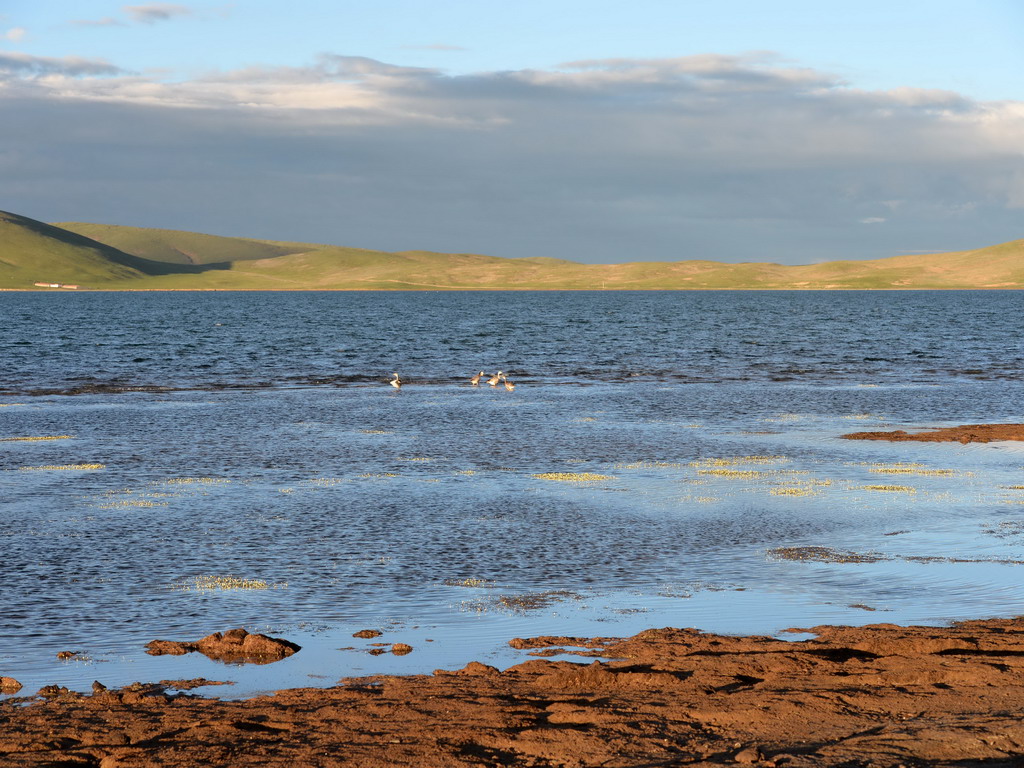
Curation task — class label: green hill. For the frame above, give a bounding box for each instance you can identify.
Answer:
[1,212,1021,290]
[56,222,315,265]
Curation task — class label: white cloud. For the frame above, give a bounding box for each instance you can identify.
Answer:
[4,27,26,42]
[0,53,1021,262]
[0,52,124,77]
[122,4,192,24]
[69,17,125,28]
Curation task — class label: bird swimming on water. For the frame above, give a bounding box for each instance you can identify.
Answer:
[389,372,402,389]
[503,375,515,392]
[488,371,503,387]
[470,371,485,386]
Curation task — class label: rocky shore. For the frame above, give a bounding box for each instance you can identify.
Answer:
[841,423,1024,443]
[4,617,1024,767]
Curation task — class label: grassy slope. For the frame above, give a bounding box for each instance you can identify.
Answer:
[3,214,1022,290]
[0,211,197,286]
[56,222,314,265]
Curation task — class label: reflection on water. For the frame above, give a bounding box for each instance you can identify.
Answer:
[2,291,1024,697]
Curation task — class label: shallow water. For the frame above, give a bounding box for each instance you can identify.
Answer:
[2,290,1024,698]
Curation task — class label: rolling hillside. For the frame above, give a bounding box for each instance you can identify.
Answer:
[56,222,315,265]
[1,211,1021,290]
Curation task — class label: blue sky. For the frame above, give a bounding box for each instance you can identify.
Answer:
[1,1,1022,263]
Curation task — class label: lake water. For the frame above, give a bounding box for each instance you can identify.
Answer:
[2,290,1024,698]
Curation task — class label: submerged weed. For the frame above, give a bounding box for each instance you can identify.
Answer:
[868,463,955,477]
[165,477,230,485]
[97,500,168,509]
[690,455,788,467]
[178,575,287,591]
[860,484,917,493]
[532,472,614,482]
[698,469,772,478]
[1,435,74,442]
[443,578,493,588]
[614,460,685,470]
[19,463,104,471]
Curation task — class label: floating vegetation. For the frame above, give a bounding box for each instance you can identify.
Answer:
[0,403,26,407]
[768,547,888,564]
[1,435,74,442]
[770,486,817,497]
[614,460,685,470]
[770,479,833,497]
[532,472,614,482]
[178,575,287,591]
[278,488,294,493]
[96,500,168,509]
[19,463,105,471]
[868,463,955,477]
[496,590,583,612]
[443,578,493,588]
[399,457,433,462]
[693,496,719,503]
[860,485,917,493]
[360,430,394,435]
[698,469,772,478]
[455,470,476,476]
[842,414,873,420]
[690,455,788,467]
[358,472,399,479]
[1000,485,1024,490]
[165,477,230,485]
[308,477,346,486]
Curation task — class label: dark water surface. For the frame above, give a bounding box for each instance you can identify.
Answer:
[2,291,1024,697]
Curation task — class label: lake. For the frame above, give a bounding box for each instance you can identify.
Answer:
[2,290,1024,697]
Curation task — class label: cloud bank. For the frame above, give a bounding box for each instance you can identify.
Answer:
[1,52,1021,263]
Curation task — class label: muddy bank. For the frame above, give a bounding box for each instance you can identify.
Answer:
[842,422,1024,443]
[5,618,1024,766]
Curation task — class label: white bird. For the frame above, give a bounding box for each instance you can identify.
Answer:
[503,376,515,392]
[389,372,402,389]
[488,371,503,387]
[470,371,485,386]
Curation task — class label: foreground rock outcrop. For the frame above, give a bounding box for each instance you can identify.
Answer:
[842,422,1024,443]
[144,628,300,663]
[5,617,1024,766]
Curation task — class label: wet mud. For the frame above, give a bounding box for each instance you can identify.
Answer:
[6,617,1024,766]
[842,423,1024,443]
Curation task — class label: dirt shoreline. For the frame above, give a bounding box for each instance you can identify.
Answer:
[841,423,1024,443]
[5,617,1024,766]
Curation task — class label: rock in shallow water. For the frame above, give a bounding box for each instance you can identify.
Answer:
[145,628,300,664]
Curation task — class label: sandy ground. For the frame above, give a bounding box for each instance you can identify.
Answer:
[841,423,1024,443]
[4,616,1024,767]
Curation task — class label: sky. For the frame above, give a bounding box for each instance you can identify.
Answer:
[1,1,1022,264]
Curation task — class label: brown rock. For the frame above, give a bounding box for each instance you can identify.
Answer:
[0,676,22,694]
[146,629,299,663]
[841,423,1024,443]
[56,650,79,660]
[734,745,763,763]
[37,685,75,698]
[391,643,413,656]
[145,639,194,656]
[353,629,382,639]
[442,661,499,677]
